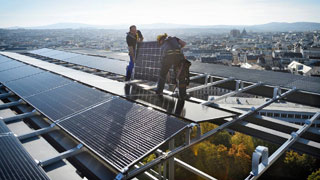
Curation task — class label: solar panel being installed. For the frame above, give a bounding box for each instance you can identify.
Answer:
[0,65,44,83]
[58,97,188,172]
[134,41,165,82]
[0,134,50,180]
[24,82,113,121]
[4,71,72,98]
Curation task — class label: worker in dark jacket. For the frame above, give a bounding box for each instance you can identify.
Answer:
[126,25,143,81]
[156,33,189,99]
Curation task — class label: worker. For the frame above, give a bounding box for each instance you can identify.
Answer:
[155,33,190,99]
[126,25,143,81]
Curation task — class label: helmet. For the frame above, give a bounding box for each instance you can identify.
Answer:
[157,33,168,43]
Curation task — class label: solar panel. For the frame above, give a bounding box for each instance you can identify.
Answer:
[0,120,10,134]
[0,61,26,72]
[134,41,175,82]
[29,50,127,75]
[50,52,80,60]
[35,49,63,57]
[0,65,44,83]
[24,82,113,121]
[5,71,72,98]
[58,97,188,171]
[0,55,13,64]
[0,135,50,180]
[29,48,52,54]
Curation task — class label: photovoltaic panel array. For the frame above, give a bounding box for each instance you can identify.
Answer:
[5,71,72,98]
[58,97,188,171]
[0,65,44,83]
[1,54,189,173]
[191,61,320,94]
[0,55,13,64]
[0,121,50,180]
[134,41,175,82]
[0,134,50,180]
[24,82,113,121]
[28,49,127,76]
[0,60,26,72]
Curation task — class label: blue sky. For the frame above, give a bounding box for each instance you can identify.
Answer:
[0,0,319,28]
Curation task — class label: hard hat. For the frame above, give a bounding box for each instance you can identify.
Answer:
[157,33,168,42]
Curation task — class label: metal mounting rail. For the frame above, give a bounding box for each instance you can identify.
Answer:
[245,112,320,180]
[118,88,297,179]
[0,91,14,99]
[202,82,264,105]
[190,74,208,81]
[186,77,235,93]
[0,99,24,110]
[2,110,39,123]
[18,123,57,141]
[0,84,4,89]
[174,158,217,180]
[37,144,84,167]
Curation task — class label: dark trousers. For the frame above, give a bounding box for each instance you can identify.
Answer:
[157,54,187,98]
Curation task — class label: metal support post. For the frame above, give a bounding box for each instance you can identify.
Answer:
[186,77,235,93]
[204,75,209,85]
[0,91,14,99]
[2,110,38,123]
[273,87,281,99]
[168,139,175,180]
[38,144,83,167]
[18,123,56,141]
[163,161,167,180]
[0,99,24,110]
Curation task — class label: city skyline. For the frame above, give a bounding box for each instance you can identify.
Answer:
[1,0,320,28]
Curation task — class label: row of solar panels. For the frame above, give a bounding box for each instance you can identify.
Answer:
[0,55,188,173]
[0,120,50,180]
[29,46,320,95]
[29,48,128,76]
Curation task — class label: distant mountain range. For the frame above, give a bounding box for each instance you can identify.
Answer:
[6,22,320,32]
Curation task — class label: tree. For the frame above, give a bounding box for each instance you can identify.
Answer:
[308,168,320,180]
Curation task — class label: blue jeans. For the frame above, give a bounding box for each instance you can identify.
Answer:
[126,55,134,81]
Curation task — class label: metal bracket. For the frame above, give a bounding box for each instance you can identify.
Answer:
[0,99,24,110]
[18,123,56,141]
[251,146,269,176]
[3,109,38,123]
[235,80,243,91]
[0,91,14,99]
[273,87,281,99]
[38,144,83,167]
